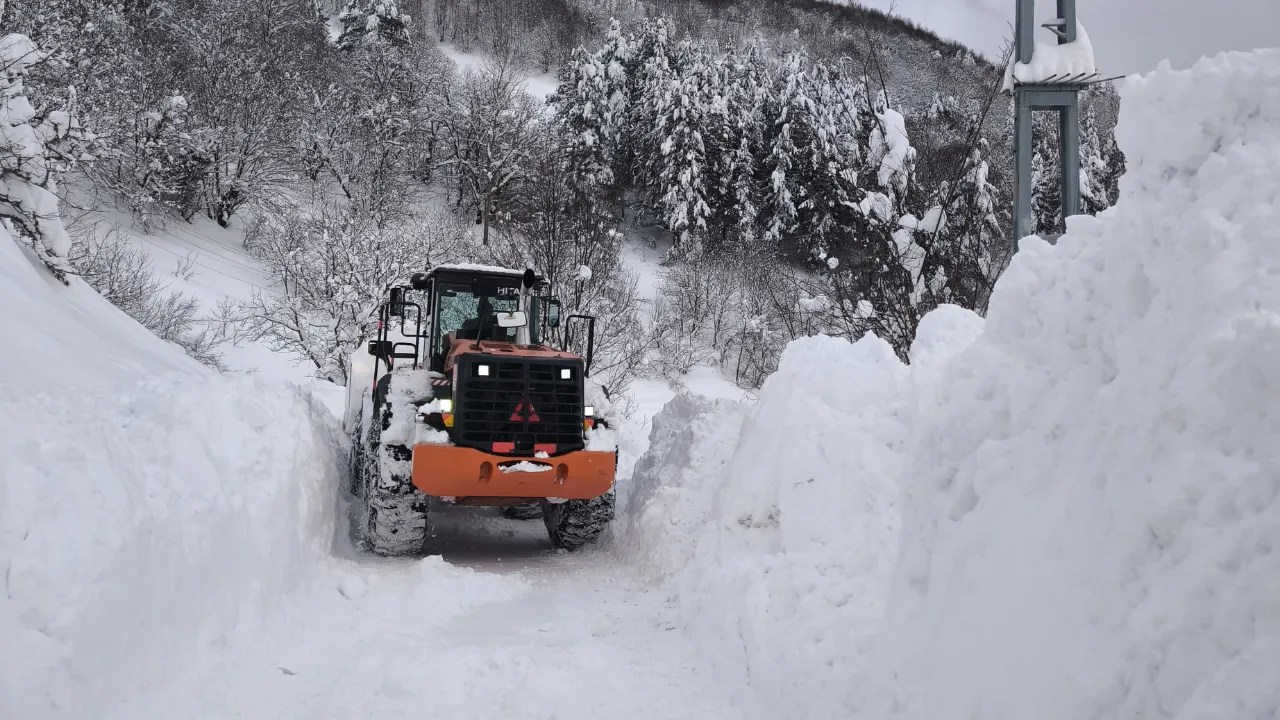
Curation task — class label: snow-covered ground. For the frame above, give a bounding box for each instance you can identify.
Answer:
[104,512,743,720]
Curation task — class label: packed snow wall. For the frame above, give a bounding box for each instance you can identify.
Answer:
[862,48,1280,720]
[0,234,345,717]
[616,308,984,719]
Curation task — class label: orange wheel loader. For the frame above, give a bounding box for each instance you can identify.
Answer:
[343,264,618,556]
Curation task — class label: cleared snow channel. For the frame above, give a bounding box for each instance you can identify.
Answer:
[0,213,745,719]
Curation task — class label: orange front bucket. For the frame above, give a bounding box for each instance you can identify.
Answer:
[411,444,615,500]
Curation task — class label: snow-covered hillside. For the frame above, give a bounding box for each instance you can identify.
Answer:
[618,47,1280,720]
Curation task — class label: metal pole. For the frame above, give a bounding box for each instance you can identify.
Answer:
[1015,88,1035,240]
[1057,0,1077,43]
[1059,97,1081,220]
[1016,0,1035,63]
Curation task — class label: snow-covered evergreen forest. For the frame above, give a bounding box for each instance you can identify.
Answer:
[4,0,1122,388]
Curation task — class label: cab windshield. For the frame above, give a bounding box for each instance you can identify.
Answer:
[433,282,523,356]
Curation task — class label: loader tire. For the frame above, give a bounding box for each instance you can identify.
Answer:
[351,378,428,556]
[502,502,544,520]
[541,492,614,550]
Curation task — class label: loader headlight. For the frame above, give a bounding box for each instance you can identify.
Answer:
[477,364,491,377]
[438,398,453,413]
[584,405,595,417]
[560,367,572,380]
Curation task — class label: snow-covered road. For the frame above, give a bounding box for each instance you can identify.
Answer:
[106,508,742,720]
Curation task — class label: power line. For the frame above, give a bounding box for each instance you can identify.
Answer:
[156,224,268,276]
[133,235,276,293]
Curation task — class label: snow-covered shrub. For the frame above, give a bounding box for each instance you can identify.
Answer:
[236,204,470,385]
[483,124,645,394]
[436,57,541,245]
[649,252,741,381]
[123,94,211,226]
[70,226,226,368]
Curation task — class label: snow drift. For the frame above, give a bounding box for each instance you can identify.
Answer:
[864,48,1280,720]
[0,234,344,717]
[617,311,982,719]
[622,48,1280,720]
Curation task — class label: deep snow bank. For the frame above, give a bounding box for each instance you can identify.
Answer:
[864,49,1280,720]
[618,315,982,718]
[0,234,343,717]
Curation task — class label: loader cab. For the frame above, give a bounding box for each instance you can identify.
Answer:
[411,266,563,373]
[367,264,583,384]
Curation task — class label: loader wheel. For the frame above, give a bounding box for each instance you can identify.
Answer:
[502,502,544,520]
[540,492,614,551]
[350,379,429,556]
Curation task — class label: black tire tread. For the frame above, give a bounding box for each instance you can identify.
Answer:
[350,377,429,556]
[541,492,614,550]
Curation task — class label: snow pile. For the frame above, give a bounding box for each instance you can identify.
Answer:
[618,319,982,718]
[616,393,750,576]
[1004,22,1097,88]
[0,232,344,717]
[863,49,1280,720]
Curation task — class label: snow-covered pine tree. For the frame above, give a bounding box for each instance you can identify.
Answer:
[548,19,633,220]
[759,50,854,262]
[794,59,857,262]
[629,17,684,216]
[595,19,636,191]
[758,51,804,252]
[332,0,412,49]
[707,39,768,250]
[0,32,85,279]
[1031,112,1061,235]
[1078,103,1109,216]
[652,40,713,253]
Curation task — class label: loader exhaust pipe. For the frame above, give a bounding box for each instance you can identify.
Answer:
[516,269,535,346]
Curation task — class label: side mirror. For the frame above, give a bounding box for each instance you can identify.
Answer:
[388,287,405,317]
[367,340,394,358]
[545,299,562,328]
[496,311,528,329]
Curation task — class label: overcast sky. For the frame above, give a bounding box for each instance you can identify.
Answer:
[851,0,1280,75]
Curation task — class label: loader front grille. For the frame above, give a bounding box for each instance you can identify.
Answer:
[455,356,585,455]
